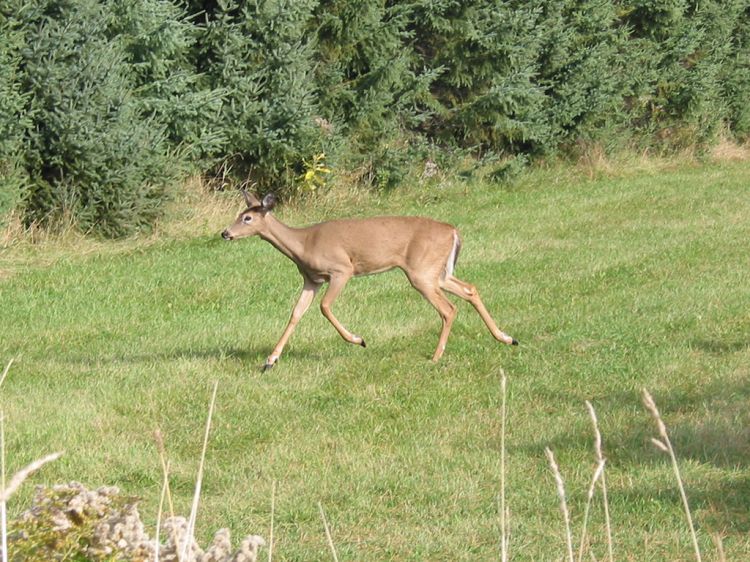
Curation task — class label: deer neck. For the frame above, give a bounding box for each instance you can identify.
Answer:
[259,214,308,266]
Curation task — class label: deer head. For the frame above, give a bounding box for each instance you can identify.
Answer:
[221,190,278,241]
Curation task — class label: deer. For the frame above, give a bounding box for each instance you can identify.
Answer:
[221,191,518,370]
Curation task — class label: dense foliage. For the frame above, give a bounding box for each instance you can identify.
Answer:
[1,0,748,235]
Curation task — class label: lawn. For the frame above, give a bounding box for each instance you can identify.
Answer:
[1,159,749,560]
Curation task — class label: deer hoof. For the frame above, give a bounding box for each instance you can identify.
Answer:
[359,338,367,348]
[511,338,519,346]
[263,355,278,371]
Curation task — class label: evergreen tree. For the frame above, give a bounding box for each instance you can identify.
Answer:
[3,0,750,234]
[619,0,742,145]
[532,0,628,148]
[0,4,30,222]
[313,0,436,187]
[110,0,225,163]
[18,0,179,236]
[408,0,549,153]
[717,0,750,139]
[191,0,324,190]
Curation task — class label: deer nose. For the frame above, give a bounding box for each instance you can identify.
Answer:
[221,230,232,240]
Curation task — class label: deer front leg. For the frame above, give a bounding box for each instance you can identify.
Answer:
[264,277,321,370]
[320,274,367,348]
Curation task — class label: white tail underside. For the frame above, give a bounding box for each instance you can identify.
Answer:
[443,231,460,279]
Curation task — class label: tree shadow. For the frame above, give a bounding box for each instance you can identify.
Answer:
[690,338,750,354]
[512,374,750,533]
[519,370,750,459]
[611,470,750,534]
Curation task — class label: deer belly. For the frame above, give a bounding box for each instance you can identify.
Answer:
[353,264,397,277]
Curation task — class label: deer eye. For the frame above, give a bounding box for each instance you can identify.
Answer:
[242,215,253,224]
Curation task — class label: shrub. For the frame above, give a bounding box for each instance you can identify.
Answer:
[719,0,750,140]
[6,482,265,561]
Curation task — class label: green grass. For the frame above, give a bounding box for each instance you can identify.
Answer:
[1,160,749,560]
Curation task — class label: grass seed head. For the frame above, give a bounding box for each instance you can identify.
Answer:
[642,389,668,438]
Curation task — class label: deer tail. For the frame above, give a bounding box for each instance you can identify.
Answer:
[444,230,462,279]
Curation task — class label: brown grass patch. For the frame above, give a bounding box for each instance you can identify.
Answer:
[710,137,750,162]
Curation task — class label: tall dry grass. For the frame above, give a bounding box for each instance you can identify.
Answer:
[180,381,219,561]
[268,480,277,562]
[319,502,340,562]
[497,378,716,562]
[545,447,575,562]
[499,371,509,562]
[572,136,749,181]
[642,389,703,562]
[586,400,613,562]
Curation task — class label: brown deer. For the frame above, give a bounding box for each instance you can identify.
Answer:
[221,191,518,369]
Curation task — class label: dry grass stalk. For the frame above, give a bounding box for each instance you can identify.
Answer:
[1,414,6,562]
[318,502,339,562]
[499,370,509,562]
[1,362,10,562]
[268,480,276,562]
[0,360,12,390]
[154,459,171,562]
[578,459,605,562]
[0,452,64,503]
[642,388,702,562]
[0,362,10,562]
[586,400,614,562]
[180,381,219,561]
[545,447,574,562]
[712,533,726,562]
[153,429,176,518]
[154,428,181,561]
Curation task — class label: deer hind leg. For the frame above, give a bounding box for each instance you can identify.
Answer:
[407,273,457,362]
[320,273,367,348]
[265,277,321,370]
[440,275,518,346]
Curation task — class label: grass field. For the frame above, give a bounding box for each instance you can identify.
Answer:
[1,158,749,560]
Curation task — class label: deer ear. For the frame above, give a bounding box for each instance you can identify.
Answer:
[242,189,261,208]
[262,193,278,211]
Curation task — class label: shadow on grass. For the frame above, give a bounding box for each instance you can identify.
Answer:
[690,338,750,354]
[610,471,750,533]
[513,376,750,533]
[692,474,750,533]
[56,345,278,367]
[518,369,750,460]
